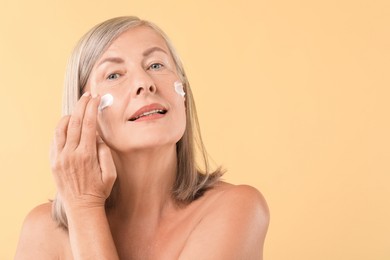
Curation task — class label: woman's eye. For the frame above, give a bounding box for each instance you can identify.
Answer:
[149,63,163,70]
[107,73,120,80]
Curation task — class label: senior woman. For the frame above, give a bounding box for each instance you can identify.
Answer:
[15,16,269,259]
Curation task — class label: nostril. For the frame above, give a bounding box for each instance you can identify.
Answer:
[135,85,155,95]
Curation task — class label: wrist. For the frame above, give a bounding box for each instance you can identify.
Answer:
[65,204,107,227]
[64,198,106,217]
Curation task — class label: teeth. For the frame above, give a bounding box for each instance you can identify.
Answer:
[134,109,165,120]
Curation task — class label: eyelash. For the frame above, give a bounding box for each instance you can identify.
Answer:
[107,72,121,80]
[105,62,164,80]
[148,63,164,70]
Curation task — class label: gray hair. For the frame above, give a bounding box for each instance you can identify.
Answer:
[53,16,223,230]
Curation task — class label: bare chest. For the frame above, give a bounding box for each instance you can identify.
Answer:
[59,214,198,260]
[57,186,227,259]
[111,213,201,260]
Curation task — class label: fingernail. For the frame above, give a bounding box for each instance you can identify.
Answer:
[92,93,98,98]
[82,91,91,97]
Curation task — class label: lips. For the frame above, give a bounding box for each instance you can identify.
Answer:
[129,103,168,121]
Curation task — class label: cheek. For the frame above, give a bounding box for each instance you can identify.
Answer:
[96,116,115,145]
[169,89,186,121]
[174,97,187,135]
[161,77,186,101]
[96,100,123,140]
[170,109,187,145]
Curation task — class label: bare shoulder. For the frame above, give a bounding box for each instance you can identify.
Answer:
[15,202,68,259]
[179,182,270,260]
[202,182,269,221]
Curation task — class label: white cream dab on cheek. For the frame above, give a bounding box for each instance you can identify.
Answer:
[98,93,114,111]
[174,81,185,97]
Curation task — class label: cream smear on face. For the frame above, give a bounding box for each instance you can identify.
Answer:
[98,93,114,111]
[98,82,182,112]
[174,81,185,97]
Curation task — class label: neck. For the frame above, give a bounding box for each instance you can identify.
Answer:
[107,145,178,225]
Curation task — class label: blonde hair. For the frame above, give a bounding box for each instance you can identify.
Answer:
[53,16,224,229]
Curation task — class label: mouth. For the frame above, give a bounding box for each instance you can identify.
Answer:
[129,103,168,122]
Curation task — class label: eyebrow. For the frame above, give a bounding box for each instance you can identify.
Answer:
[142,46,168,57]
[96,47,167,68]
[96,57,125,68]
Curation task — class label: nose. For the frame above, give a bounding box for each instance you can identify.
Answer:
[132,70,157,97]
[135,83,156,96]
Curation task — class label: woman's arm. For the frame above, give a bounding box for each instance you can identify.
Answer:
[65,205,118,260]
[16,93,119,259]
[50,92,118,259]
[178,185,270,260]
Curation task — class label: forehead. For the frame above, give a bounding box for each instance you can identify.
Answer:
[103,25,169,55]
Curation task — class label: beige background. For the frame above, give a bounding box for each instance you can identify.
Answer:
[1,0,389,259]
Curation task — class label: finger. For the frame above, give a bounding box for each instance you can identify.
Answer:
[53,115,71,154]
[97,141,117,194]
[79,95,101,150]
[50,116,71,166]
[64,92,92,150]
[96,133,104,143]
[49,140,57,169]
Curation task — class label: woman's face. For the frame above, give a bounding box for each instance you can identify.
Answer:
[85,26,186,152]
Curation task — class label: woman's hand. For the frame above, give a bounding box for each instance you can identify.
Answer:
[50,92,117,212]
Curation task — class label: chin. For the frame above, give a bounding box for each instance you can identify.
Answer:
[101,121,186,152]
[109,134,182,153]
